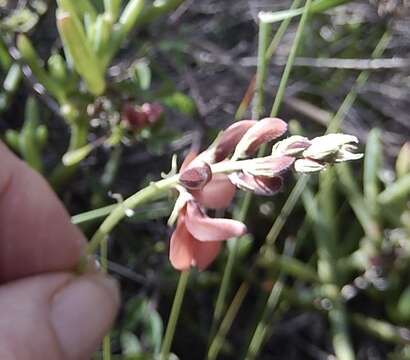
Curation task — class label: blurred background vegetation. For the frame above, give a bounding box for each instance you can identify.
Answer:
[1,0,409,359]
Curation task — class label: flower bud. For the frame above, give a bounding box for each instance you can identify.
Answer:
[294,158,326,173]
[245,155,294,177]
[303,133,362,161]
[141,102,163,124]
[179,162,212,190]
[271,135,311,156]
[229,171,283,196]
[214,120,257,162]
[232,117,287,159]
[121,102,148,130]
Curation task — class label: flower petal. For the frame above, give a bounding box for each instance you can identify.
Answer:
[232,117,287,159]
[271,135,311,156]
[294,158,326,173]
[334,145,363,162]
[229,172,283,196]
[246,155,294,177]
[185,200,247,241]
[192,240,222,271]
[214,120,257,162]
[192,173,236,209]
[179,161,212,190]
[169,209,195,270]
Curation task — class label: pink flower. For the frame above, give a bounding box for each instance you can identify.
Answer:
[169,200,247,271]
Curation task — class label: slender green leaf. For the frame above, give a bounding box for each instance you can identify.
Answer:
[364,128,382,217]
[57,10,106,95]
[17,35,65,100]
[378,174,410,205]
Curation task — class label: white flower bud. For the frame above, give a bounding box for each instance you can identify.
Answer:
[303,133,362,161]
[271,135,311,156]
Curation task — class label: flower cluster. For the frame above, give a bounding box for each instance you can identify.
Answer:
[169,118,363,271]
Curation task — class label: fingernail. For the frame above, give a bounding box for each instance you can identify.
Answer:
[51,274,120,360]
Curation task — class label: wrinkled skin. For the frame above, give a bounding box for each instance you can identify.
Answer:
[0,142,119,360]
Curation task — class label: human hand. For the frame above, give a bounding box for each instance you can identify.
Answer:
[0,141,120,360]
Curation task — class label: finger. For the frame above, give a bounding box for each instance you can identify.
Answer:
[0,141,86,282]
[0,272,120,360]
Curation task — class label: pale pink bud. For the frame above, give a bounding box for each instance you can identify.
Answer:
[245,155,294,177]
[229,172,283,196]
[271,135,311,156]
[232,118,287,159]
[294,158,326,173]
[214,120,257,162]
[179,162,212,190]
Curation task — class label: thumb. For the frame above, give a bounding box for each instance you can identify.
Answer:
[0,272,120,360]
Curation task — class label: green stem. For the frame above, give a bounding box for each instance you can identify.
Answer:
[85,174,179,256]
[327,31,391,133]
[241,2,313,358]
[209,0,312,353]
[50,119,89,189]
[207,282,250,360]
[265,0,302,60]
[210,19,271,338]
[252,21,272,120]
[138,0,185,25]
[265,175,308,247]
[160,270,190,360]
[244,239,296,360]
[270,0,312,118]
[245,279,285,360]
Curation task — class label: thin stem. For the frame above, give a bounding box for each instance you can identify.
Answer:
[50,118,89,189]
[327,31,391,133]
[207,282,250,360]
[210,19,271,339]
[160,270,190,360]
[265,175,308,247]
[209,0,312,354]
[85,174,179,257]
[244,239,296,360]
[245,279,285,360]
[235,0,302,121]
[252,21,272,120]
[242,1,313,358]
[265,0,302,60]
[270,0,312,118]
